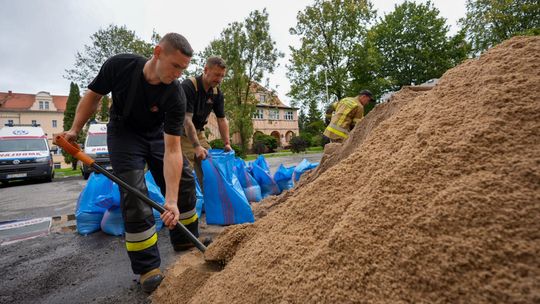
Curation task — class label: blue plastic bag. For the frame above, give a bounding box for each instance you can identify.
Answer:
[202,149,254,225]
[293,159,319,183]
[234,158,262,202]
[253,155,270,173]
[194,171,204,218]
[96,182,121,210]
[274,164,295,192]
[251,163,280,198]
[99,171,165,236]
[100,206,124,236]
[75,173,112,235]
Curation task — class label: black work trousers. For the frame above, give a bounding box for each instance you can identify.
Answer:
[107,121,198,275]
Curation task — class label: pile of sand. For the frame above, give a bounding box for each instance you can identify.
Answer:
[153,36,540,303]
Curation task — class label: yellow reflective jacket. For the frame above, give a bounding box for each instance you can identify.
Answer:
[323,97,363,140]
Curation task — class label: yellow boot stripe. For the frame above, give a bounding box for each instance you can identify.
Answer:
[126,233,158,252]
[179,213,198,226]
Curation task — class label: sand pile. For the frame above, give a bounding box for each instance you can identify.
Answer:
[153,36,540,303]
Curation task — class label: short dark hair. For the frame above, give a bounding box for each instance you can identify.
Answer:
[206,56,227,69]
[159,33,193,57]
[359,89,373,99]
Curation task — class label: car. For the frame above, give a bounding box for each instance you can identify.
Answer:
[0,124,54,184]
[79,123,112,179]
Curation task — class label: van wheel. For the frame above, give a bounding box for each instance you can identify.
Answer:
[83,172,90,180]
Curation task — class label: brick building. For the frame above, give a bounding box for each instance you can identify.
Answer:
[204,82,300,147]
[0,91,67,167]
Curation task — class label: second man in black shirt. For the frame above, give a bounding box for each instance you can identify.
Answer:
[181,57,231,189]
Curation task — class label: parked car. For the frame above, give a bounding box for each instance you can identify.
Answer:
[0,124,54,184]
[79,123,112,179]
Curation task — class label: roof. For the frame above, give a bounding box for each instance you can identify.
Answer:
[249,82,293,108]
[0,91,68,112]
[0,126,46,138]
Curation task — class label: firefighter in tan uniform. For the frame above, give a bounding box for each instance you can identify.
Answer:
[323,90,373,143]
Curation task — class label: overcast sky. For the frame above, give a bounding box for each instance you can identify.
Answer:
[0,0,466,105]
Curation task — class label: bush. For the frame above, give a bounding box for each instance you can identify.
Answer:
[289,136,309,153]
[253,134,278,153]
[209,139,224,149]
[231,144,245,158]
[310,134,324,147]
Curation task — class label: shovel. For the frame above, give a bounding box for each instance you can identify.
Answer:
[55,134,207,253]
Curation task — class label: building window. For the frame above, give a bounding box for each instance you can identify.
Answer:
[52,120,57,128]
[253,108,264,119]
[259,94,266,103]
[39,101,44,109]
[45,102,50,110]
[32,120,37,125]
[269,109,279,120]
[285,111,294,120]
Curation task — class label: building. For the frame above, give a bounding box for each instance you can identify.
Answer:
[0,91,67,167]
[204,82,299,148]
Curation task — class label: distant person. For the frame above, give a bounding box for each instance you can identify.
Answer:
[56,33,207,294]
[323,90,373,143]
[181,56,231,188]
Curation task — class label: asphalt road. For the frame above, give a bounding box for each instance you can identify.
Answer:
[0,153,322,304]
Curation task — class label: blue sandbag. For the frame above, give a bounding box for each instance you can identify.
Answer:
[96,182,121,210]
[253,154,270,173]
[233,158,262,202]
[75,172,112,235]
[202,149,254,225]
[194,171,204,218]
[100,206,124,236]
[293,159,319,184]
[251,163,280,198]
[274,164,295,192]
[99,171,165,236]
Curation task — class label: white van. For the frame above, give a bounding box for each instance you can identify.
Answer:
[80,123,111,179]
[0,124,54,184]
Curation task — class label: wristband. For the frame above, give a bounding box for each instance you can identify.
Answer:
[192,142,201,148]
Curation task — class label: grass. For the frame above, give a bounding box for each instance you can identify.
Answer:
[54,167,82,178]
[243,146,324,161]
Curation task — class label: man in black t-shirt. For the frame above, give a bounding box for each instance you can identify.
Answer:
[55,33,202,294]
[181,56,231,188]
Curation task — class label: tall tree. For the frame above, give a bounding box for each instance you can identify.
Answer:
[200,9,283,151]
[287,0,376,109]
[64,24,160,87]
[368,1,469,91]
[62,82,80,169]
[460,0,540,54]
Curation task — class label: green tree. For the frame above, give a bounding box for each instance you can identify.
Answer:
[62,82,81,169]
[97,95,110,122]
[65,24,160,87]
[368,1,469,90]
[460,0,540,54]
[200,9,283,151]
[287,0,376,109]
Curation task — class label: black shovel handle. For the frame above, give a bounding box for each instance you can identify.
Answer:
[55,135,207,253]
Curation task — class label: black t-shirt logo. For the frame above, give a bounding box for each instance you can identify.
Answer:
[150,105,159,112]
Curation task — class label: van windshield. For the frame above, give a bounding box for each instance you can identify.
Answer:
[87,134,107,147]
[0,139,48,152]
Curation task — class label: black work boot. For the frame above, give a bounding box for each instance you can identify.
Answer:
[140,268,164,294]
[173,236,213,252]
